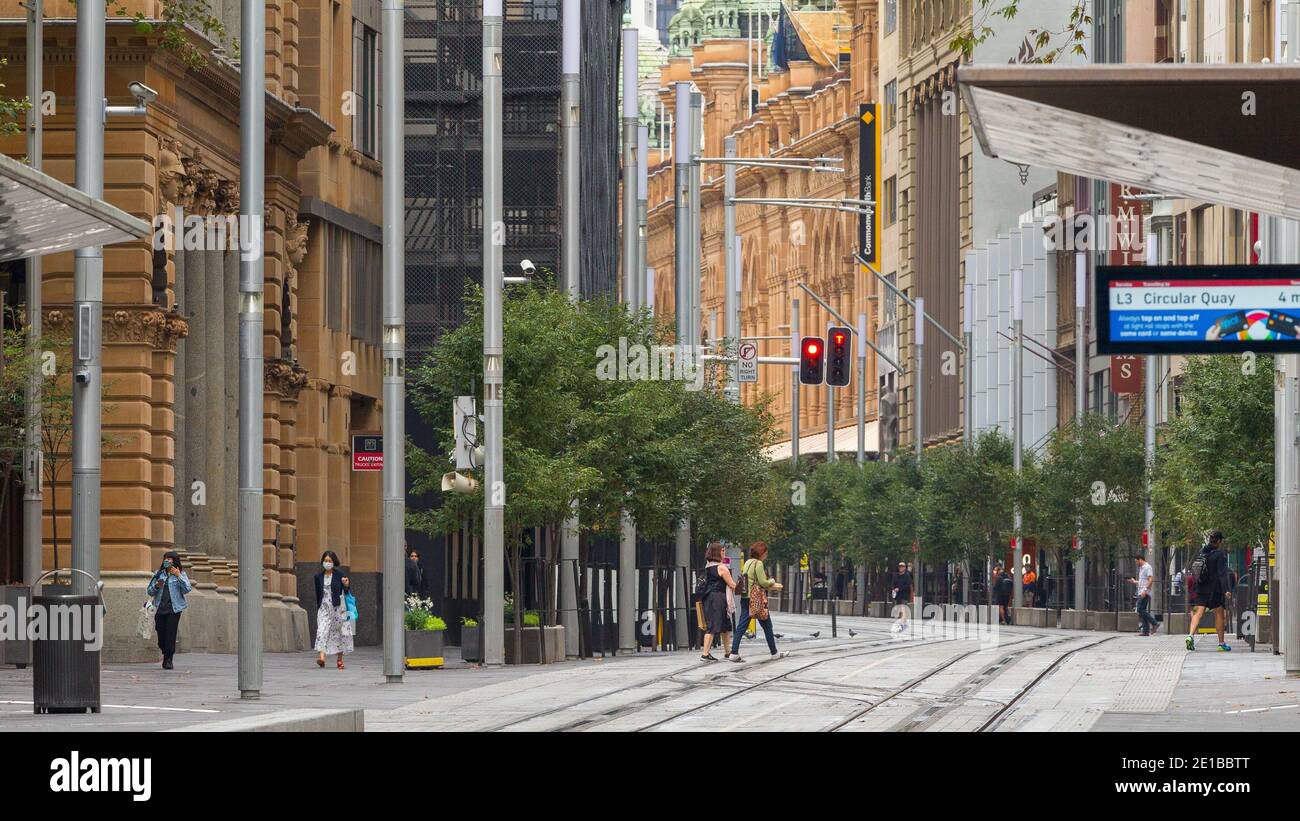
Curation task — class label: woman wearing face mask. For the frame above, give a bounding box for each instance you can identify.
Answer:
[314,550,354,669]
[146,551,192,670]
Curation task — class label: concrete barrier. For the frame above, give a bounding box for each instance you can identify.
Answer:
[1118,611,1140,632]
[1164,611,1189,635]
[1012,607,1048,627]
[178,708,364,732]
[1088,611,1118,632]
[1060,609,1088,630]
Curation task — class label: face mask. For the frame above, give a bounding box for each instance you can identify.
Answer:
[322,561,334,571]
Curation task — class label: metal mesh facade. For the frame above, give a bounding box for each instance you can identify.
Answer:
[404,0,620,362]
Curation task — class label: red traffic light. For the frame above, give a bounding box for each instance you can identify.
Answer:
[804,341,819,356]
[833,332,845,346]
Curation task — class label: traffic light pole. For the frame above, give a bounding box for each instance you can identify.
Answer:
[791,297,800,468]
[619,27,638,655]
[559,0,580,658]
[914,297,924,460]
[380,0,406,684]
[1144,234,1159,617]
[673,80,692,650]
[482,2,505,667]
[689,92,703,347]
[826,323,836,463]
[857,313,867,467]
[638,123,649,311]
[1011,269,1023,610]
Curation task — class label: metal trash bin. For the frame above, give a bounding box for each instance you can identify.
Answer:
[0,585,33,668]
[31,569,104,715]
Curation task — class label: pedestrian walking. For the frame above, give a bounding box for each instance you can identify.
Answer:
[729,542,786,661]
[699,543,739,662]
[1186,531,1234,652]
[405,546,424,597]
[314,550,355,669]
[1023,564,1038,609]
[1128,554,1157,636]
[146,551,192,670]
[995,566,1013,625]
[890,561,913,632]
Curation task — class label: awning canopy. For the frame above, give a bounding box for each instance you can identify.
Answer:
[958,64,1300,220]
[0,152,151,263]
[763,421,879,463]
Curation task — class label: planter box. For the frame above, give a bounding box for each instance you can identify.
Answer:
[1012,607,1048,627]
[1060,609,1088,630]
[1088,611,1118,632]
[504,625,566,665]
[835,601,855,617]
[1117,611,1141,632]
[460,625,482,663]
[869,601,890,619]
[404,630,445,669]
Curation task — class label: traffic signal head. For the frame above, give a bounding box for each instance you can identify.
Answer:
[827,326,852,387]
[800,336,825,385]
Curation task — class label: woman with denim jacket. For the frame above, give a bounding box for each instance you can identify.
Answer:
[146,551,193,669]
[314,550,354,669]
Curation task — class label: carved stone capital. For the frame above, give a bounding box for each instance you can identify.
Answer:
[265,358,310,399]
[44,306,188,352]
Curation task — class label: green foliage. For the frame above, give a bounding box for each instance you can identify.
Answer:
[106,0,235,70]
[1027,414,1146,559]
[0,59,32,137]
[403,595,444,631]
[918,430,1015,564]
[460,616,479,628]
[407,282,777,552]
[1153,355,1274,552]
[950,1,1091,64]
[522,611,540,627]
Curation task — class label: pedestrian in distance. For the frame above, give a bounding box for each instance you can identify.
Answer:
[314,550,355,669]
[146,551,193,670]
[890,561,913,633]
[699,543,739,662]
[995,566,1013,625]
[1023,563,1038,609]
[729,542,785,662]
[1128,554,1157,636]
[1186,531,1233,652]
[405,546,424,597]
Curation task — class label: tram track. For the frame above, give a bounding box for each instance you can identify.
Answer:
[974,635,1118,732]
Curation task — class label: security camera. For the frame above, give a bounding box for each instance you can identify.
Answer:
[74,370,90,385]
[128,82,159,106]
[519,259,536,276]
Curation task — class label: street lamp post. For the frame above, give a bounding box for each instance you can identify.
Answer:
[672,80,692,650]
[618,26,638,655]
[1011,268,1023,611]
[724,137,739,404]
[23,0,44,587]
[482,0,505,667]
[791,297,800,468]
[380,0,407,684]
[558,0,580,658]
[237,0,268,699]
[1074,251,1087,611]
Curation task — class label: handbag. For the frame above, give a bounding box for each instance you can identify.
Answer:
[695,601,706,631]
[136,599,156,640]
[340,592,358,637]
[750,582,770,621]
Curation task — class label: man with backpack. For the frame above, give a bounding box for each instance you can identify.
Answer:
[1186,531,1234,652]
[994,566,1013,625]
[1128,554,1157,636]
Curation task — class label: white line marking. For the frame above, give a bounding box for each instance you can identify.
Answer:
[0,700,220,714]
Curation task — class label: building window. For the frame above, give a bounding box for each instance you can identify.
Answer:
[1094,0,1125,64]
[885,0,897,35]
[884,176,897,226]
[352,20,379,157]
[884,80,897,131]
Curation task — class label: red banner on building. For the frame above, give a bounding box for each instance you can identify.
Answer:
[1110,355,1144,394]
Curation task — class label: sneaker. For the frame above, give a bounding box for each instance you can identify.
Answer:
[770,651,788,659]
[1185,635,1195,651]
[700,654,718,662]
[729,655,744,663]
[1218,643,1232,652]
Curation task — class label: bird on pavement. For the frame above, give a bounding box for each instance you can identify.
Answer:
[774,633,784,639]
[848,629,857,637]
[809,631,820,638]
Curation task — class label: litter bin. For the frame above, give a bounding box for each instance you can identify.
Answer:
[32,569,104,715]
[0,585,33,668]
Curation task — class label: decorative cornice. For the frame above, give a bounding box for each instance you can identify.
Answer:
[44,306,189,352]
[265,358,310,399]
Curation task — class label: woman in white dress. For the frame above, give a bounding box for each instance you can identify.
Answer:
[313,550,354,669]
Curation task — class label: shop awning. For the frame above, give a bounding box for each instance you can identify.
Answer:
[763,421,879,463]
[0,152,151,263]
[958,64,1300,220]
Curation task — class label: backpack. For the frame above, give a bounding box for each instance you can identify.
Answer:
[1190,550,1211,586]
[735,560,750,599]
[998,575,1013,597]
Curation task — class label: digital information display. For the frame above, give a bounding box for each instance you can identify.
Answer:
[1097,265,1300,354]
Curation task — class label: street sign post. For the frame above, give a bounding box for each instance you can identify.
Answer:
[738,340,758,383]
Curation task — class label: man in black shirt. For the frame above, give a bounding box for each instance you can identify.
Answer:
[1187,531,1234,651]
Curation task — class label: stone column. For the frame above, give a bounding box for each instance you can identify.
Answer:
[224,247,239,546]
[204,236,227,550]
[184,232,207,555]
[173,246,187,552]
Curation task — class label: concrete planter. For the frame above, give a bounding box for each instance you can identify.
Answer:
[1060,609,1088,630]
[869,601,891,618]
[1012,607,1048,627]
[460,625,482,663]
[1118,611,1141,632]
[503,625,566,664]
[1164,611,1189,635]
[404,630,445,669]
[1088,611,1118,632]
[835,601,855,616]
